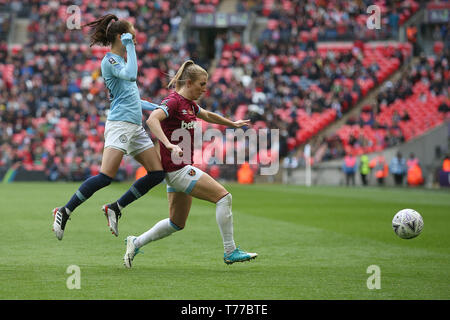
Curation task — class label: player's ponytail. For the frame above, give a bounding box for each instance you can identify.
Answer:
[168,60,208,91]
[84,14,131,47]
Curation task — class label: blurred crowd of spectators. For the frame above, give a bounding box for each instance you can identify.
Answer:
[317,49,450,162]
[239,0,419,41]
[0,0,444,183]
[203,31,410,165]
[0,0,206,181]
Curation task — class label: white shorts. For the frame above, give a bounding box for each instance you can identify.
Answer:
[104,120,154,156]
[166,165,204,194]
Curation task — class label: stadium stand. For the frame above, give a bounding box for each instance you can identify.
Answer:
[244,0,419,40]
[210,39,411,148]
[1,0,202,181]
[0,0,448,184]
[320,50,450,160]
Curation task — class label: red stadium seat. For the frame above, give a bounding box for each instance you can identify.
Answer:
[209,165,220,179]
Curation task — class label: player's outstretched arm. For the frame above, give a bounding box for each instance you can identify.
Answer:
[141,100,159,111]
[197,108,250,128]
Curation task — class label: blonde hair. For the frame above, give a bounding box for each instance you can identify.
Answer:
[168,60,208,90]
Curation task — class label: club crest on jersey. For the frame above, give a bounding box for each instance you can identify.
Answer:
[188,169,196,176]
[108,57,118,65]
[182,109,188,115]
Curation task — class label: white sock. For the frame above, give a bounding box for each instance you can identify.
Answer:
[134,218,180,248]
[216,193,236,255]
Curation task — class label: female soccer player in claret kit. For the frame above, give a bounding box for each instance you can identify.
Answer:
[52,14,165,240]
[121,60,258,267]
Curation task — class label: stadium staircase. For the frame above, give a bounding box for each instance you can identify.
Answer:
[217,0,238,13]
[9,17,28,45]
[206,0,248,82]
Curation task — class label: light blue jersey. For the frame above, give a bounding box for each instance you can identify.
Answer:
[101,47,142,125]
[100,39,159,124]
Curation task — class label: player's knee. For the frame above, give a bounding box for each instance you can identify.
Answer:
[216,192,232,206]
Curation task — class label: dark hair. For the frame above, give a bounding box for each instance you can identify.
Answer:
[83,14,131,47]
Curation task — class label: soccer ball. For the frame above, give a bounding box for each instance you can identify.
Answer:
[392,209,424,239]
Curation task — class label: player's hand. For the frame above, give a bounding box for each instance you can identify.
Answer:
[121,33,134,46]
[233,119,251,128]
[167,143,183,157]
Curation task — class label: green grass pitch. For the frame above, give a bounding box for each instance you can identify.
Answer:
[0,182,449,299]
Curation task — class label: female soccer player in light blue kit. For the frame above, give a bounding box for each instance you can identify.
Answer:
[52,14,164,240]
